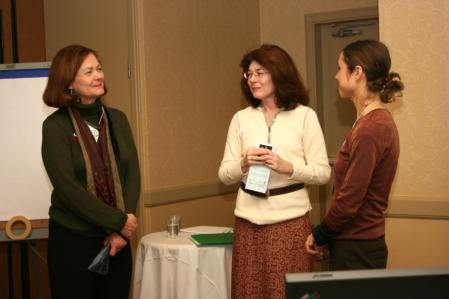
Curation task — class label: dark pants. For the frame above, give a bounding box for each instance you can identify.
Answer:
[329,237,388,271]
[47,221,132,299]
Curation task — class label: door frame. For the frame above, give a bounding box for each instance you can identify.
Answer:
[305,7,378,121]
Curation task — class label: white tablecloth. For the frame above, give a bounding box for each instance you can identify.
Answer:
[133,231,232,299]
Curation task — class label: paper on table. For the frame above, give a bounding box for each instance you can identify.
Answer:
[181,226,233,234]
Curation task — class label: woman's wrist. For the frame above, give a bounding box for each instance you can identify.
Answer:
[240,159,248,174]
[280,161,294,176]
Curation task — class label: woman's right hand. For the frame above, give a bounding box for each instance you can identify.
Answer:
[241,147,271,173]
[121,213,138,240]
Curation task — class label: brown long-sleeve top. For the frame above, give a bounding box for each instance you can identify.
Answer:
[313,108,399,245]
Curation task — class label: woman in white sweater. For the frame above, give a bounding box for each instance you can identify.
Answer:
[218,44,330,299]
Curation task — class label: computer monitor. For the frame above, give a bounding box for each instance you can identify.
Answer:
[286,267,449,299]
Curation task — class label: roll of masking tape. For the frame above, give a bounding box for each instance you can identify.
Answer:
[5,216,32,240]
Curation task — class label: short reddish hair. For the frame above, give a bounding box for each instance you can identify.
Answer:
[43,45,107,107]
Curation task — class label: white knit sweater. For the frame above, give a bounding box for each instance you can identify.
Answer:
[218,105,330,225]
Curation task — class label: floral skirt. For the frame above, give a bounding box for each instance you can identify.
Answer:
[231,215,312,299]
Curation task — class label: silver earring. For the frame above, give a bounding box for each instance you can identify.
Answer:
[69,87,73,95]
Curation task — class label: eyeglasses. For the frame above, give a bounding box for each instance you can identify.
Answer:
[243,69,270,80]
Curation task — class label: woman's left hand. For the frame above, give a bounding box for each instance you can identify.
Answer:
[262,151,294,175]
[105,233,127,256]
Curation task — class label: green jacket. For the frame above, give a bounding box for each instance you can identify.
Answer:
[42,100,140,236]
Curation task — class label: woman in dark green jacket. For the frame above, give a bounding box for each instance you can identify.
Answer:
[42,45,140,299]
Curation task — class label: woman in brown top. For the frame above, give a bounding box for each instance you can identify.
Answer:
[305,40,404,270]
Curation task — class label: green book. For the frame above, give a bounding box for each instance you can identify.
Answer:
[190,233,234,246]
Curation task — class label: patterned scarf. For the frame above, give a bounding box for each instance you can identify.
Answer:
[68,105,125,211]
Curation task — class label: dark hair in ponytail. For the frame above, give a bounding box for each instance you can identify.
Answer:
[343,39,404,103]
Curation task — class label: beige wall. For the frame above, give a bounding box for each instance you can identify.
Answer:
[379,0,449,268]
[259,0,377,88]
[380,0,449,199]
[148,194,237,233]
[386,218,449,268]
[44,0,131,117]
[136,0,260,233]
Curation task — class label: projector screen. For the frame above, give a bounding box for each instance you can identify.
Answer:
[0,62,55,221]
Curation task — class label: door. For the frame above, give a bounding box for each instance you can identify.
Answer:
[317,19,379,159]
